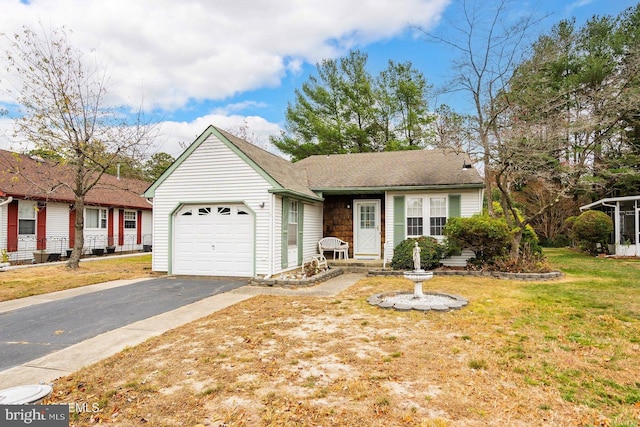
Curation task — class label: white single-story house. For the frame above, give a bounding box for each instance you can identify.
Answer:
[0,150,153,262]
[580,195,640,257]
[143,125,485,277]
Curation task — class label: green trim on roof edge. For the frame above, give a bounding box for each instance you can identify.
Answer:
[143,125,284,197]
[311,183,485,195]
[269,188,323,203]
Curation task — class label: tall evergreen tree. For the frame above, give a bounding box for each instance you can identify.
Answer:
[272,50,433,160]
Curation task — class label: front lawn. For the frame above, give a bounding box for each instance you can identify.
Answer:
[0,254,156,302]
[45,249,640,425]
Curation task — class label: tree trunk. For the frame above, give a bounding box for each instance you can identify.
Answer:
[510,228,523,261]
[67,196,84,269]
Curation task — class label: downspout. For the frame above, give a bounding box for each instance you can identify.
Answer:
[0,196,13,207]
[635,200,639,257]
[264,193,275,279]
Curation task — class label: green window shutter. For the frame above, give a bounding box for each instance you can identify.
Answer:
[297,202,304,265]
[281,197,289,269]
[449,195,461,218]
[393,196,405,247]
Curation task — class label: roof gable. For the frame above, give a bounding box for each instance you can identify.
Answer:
[0,150,152,210]
[144,126,321,201]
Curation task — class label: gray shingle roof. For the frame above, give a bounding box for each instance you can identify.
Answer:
[216,128,319,199]
[0,149,152,209]
[295,149,484,189]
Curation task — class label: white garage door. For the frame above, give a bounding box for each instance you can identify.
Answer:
[173,204,253,277]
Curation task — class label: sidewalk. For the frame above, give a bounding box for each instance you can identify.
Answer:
[0,272,363,388]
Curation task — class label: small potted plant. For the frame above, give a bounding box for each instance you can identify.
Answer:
[0,249,10,269]
[91,248,105,256]
[33,249,48,263]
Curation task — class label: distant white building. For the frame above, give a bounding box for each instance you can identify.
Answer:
[0,150,152,262]
[580,195,640,257]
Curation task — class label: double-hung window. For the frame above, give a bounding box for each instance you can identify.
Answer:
[124,211,137,229]
[18,202,36,235]
[86,208,107,229]
[406,198,423,237]
[288,201,298,246]
[430,197,447,236]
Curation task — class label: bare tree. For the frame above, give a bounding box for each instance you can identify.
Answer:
[1,25,158,268]
[419,0,544,214]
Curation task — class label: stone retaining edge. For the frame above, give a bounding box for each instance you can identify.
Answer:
[368,269,562,281]
[249,268,344,288]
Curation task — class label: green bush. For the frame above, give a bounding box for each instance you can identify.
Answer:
[443,215,511,263]
[572,210,613,254]
[391,236,445,270]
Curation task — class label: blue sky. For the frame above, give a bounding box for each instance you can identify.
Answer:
[0,0,638,157]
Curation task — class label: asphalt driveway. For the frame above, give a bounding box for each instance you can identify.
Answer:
[0,277,247,372]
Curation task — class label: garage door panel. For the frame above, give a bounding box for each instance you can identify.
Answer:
[173,204,253,277]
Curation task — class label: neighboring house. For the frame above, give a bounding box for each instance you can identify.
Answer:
[144,125,485,277]
[580,195,640,257]
[0,150,152,262]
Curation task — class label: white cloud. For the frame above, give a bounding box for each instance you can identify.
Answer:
[155,114,283,158]
[0,0,449,158]
[0,0,449,112]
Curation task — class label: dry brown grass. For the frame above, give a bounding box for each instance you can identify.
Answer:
[0,254,156,301]
[45,255,640,427]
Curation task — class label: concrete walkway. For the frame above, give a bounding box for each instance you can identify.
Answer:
[0,272,363,388]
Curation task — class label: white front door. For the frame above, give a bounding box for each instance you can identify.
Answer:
[354,200,380,259]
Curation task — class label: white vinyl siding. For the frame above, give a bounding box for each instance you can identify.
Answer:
[303,203,323,258]
[46,203,70,253]
[151,133,272,275]
[0,204,5,251]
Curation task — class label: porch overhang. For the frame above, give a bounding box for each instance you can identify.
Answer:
[268,188,324,203]
[580,195,640,211]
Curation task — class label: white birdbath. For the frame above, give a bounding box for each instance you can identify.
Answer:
[403,269,434,298]
[367,241,468,311]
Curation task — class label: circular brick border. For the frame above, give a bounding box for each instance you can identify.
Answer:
[367,291,469,311]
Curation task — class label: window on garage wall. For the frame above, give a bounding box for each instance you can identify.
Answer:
[288,200,298,246]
